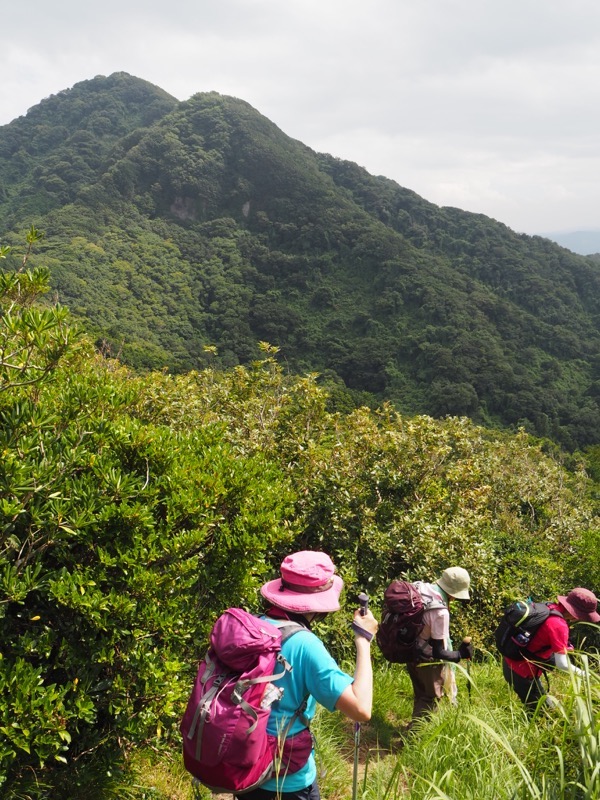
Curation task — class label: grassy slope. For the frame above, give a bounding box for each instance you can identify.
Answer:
[117,651,599,800]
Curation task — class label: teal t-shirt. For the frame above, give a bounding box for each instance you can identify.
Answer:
[259,618,353,793]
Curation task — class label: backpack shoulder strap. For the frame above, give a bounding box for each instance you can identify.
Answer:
[268,618,309,643]
[523,605,564,659]
[414,581,447,611]
[266,619,311,728]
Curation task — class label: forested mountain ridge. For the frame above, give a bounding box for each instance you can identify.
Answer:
[1,72,599,449]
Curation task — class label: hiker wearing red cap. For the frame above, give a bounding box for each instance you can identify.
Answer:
[503,587,600,710]
[235,550,378,800]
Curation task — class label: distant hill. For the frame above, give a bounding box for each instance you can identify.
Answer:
[1,72,600,449]
[542,230,600,256]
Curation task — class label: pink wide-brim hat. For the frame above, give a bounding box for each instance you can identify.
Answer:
[557,588,600,623]
[260,551,344,613]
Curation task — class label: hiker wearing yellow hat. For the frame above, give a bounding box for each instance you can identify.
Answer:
[405,566,473,722]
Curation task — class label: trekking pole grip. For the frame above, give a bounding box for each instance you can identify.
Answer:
[358,592,369,616]
[352,592,373,640]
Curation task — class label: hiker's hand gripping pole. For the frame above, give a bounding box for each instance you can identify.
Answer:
[459,636,473,660]
[342,594,377,722]
[352,593,373,640]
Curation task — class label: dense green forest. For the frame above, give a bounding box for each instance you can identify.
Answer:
[1,73,600,449]
[0,235,598,797]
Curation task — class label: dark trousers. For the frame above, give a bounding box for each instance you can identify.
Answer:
[407,661,445,719]
[235,781,321,800]
[502,659,545,710]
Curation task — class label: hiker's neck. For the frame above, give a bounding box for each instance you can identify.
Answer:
[265,606,313,629]
[436,585,450,603]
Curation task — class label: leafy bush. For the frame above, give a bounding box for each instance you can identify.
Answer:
[0,242,296,795]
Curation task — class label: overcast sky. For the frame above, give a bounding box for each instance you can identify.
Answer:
[2,0,600,236]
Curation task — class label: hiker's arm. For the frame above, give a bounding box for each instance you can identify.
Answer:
[430,638,462,662]
[553,652,585,677]
[335,609,377,722]
[427,607,472,663]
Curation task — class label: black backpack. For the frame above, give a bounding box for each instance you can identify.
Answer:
[494,600,562,660]
[376,580,446,663]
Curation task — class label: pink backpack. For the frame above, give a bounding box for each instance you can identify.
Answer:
[180,608,311,794]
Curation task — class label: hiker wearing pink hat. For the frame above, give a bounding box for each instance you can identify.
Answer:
[260,550,346,614]
[503,587,599,710]
[235,550,378,800]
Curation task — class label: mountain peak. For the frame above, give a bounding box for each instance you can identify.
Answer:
[1,74,600,449]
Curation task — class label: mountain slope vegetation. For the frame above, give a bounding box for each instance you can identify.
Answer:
[0,246,597,797]
[1,73,600,448]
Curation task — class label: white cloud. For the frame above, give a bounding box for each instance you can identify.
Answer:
[2,0,600,233]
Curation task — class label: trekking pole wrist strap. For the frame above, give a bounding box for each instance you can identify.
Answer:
[351,621,374,642]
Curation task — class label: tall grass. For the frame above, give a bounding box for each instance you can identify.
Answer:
[125,653,598,799]
[359,653,600,800]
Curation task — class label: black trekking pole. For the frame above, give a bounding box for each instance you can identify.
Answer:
[463,636,472,703]
[352,592,369,800]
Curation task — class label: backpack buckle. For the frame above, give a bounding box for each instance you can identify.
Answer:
[231,680,248,704]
